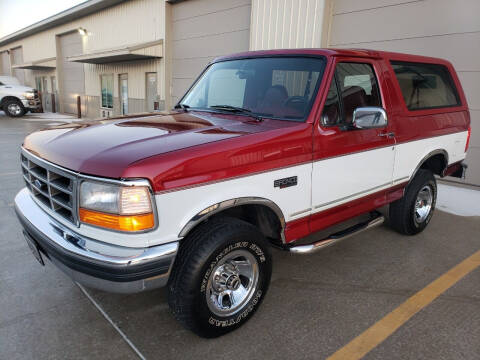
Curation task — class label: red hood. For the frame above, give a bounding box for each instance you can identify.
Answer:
[23,111,302,179]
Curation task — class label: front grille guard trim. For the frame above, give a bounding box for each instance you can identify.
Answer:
[21,149,78,225]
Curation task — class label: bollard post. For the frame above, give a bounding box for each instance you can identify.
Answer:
[38,92,44,113]
[51,93,56,113]
[77,96,81,118]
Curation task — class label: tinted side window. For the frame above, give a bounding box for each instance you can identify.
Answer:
[391,61,460,110]
[322,77,341,126]
[337,63,382,124]
[322,62,382,126]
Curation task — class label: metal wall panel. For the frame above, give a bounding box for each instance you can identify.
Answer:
[329,0,480,184]
[59,32,85,114]
[11,47,25,84]
[0,51,9,75]
[0,0,164,62]
[0,0,165,96]
[171,0,251,105]
[333,0,418,14]
[249,0,328,50]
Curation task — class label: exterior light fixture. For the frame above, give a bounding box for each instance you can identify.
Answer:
[78,28,87,36]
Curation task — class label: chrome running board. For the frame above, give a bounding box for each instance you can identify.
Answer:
[289,212,385,254]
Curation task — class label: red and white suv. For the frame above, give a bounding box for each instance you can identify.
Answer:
[15,49,470,337]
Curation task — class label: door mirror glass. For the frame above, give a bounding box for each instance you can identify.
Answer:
[353,107,388,129]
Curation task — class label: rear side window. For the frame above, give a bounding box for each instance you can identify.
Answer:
[391,61,461,110]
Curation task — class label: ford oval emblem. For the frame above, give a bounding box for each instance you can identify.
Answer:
[34,179,43,188]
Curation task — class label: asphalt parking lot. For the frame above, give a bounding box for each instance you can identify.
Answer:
[1,112,479,360]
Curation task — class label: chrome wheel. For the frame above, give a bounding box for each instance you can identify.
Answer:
[7,103,22,116]
[414,185,433,224]
[206,249,259,317]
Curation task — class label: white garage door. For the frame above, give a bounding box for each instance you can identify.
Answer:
[171,0,251,105]
[329,0,480,185]
[59,32,85,114]
[0,51,10,75]
[10,47,25,84]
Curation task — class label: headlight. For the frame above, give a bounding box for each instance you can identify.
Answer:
[79,181,154,232]
[23,92,35,100]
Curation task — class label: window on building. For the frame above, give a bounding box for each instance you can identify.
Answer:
[51,76,56,93]
[146,72,158,112]
[35,77,43,92]
[101,74,114,109]
[42,77,48,93]
[390,61,460,110]
[322,62,381,126]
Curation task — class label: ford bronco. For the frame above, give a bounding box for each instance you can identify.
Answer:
[15,49,470,337]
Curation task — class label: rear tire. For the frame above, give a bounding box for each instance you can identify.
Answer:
[389,169,437,235]
[4,99,26,117]
[167,217,272,338]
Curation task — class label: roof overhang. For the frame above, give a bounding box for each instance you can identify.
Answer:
[0,0,129,47]
[11,57,57,70]
[67,40,163,64]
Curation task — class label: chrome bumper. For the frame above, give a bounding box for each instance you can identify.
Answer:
[14,188,178,293]
[21,99,41,109]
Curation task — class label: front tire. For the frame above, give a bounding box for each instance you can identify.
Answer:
[389,169,437,235]
[168,217,272,338]
[3,99,26,117]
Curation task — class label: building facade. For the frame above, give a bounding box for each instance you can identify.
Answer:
[0,0,166,118]
[0,0,478,184]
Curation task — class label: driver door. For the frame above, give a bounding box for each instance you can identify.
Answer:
[310,58,396,232]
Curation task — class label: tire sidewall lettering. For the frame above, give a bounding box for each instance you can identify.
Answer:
[208,290,263,328]
[200,241,265,293]
[200,239,267,328]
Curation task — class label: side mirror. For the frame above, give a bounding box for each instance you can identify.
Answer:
[352,107,388,129]
[321,113,332,126]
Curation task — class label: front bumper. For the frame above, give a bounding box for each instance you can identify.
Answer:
[14,188,178,293]
[21,99,41,110]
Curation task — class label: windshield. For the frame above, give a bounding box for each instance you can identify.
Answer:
[180,56,326,121]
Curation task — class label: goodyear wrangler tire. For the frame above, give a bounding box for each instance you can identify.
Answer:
[167,217,272,338]
[389,169,437,235]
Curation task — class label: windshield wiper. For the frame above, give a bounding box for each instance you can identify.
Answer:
[174,103,190,111]
[209,105,267,122]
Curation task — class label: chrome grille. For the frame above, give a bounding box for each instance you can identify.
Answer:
[21,151,78,224]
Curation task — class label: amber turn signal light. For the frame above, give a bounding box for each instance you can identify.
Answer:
[79,208,155,232]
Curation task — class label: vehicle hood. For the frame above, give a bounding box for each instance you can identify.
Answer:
[23,111,297,177]
[1,84,34,94]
